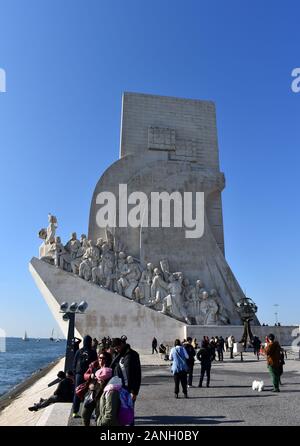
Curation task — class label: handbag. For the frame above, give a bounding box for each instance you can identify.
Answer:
[75,381,89,401]
[83,390,95,409]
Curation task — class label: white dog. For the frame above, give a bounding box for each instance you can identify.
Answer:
[252,380,264,392]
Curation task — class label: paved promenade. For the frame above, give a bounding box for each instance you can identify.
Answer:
[135,351,300,426]
[1,351,299,426]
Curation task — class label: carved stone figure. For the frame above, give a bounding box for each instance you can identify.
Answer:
[196,291,219,325]
[135,262,154,303]
[96,238,104,254]
[160,273,189,322]
[114,251,127,290]
[71,238,89,274]
[92,242,114,289]
[210,288,230,325]
[65,232,81,258]
[149,268,169,309]
[60,232,81,271]
[117,256,141,298]
[38,214,58,258]
[46,214,58,244]
[160,259,171,282]
[77,240,99,280]
[52,236,65,268]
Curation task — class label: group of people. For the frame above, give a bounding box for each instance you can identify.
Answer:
[166,333,286,397]
[28,331,286,422]
[28,334,141,426]
[168,336,216,397]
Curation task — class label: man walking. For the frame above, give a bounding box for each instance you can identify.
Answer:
[152,337,158,354]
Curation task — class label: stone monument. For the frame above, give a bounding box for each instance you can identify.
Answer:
[29,92,270,349]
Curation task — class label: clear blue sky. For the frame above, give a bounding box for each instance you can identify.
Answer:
[0,0,299,337]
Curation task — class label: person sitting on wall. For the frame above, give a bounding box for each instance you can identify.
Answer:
[28,371,74,411]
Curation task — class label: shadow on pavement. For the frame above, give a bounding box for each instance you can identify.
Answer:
[135,415,243,425]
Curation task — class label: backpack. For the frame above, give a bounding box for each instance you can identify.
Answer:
[117,388,134,426]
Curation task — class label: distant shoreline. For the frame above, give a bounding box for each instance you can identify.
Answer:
[0,357,63,413]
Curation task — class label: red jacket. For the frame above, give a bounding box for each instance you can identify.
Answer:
[84,360,99,381]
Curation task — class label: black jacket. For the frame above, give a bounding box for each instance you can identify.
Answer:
[111,344,141,395]
[196,346,214,365]
[184,343,196,366]
[73,335,97,375]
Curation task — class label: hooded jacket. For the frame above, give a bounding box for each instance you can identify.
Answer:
[110,344,141,396]
[73,335,97,375]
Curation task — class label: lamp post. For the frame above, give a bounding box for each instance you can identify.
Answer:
[60,300,88,372]
[274,304,279,325]
[236,296,258,350]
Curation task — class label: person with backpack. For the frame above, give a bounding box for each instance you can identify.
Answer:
[97,376,134,426]
[183,337,196,387]
[72,334,97,418]
[110,337,141,425]
[169,339,190,398]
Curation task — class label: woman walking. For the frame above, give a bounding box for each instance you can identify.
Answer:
[169,339,189,398]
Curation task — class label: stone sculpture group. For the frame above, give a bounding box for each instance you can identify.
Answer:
[39,214,231,326]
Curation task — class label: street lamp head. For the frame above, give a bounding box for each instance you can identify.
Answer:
[69,302,78,312]
[62,313,69,321]
[60,302,69,312]
[77,301,88,313]
[236,297,258,321]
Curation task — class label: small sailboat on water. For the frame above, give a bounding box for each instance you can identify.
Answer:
[50,329,54,342]
[22,330,29,341]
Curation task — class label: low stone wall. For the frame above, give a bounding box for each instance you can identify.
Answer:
[185,325,299,346]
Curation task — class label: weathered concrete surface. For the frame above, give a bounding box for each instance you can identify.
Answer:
[29,257,186,348]
[0,358,65,426]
